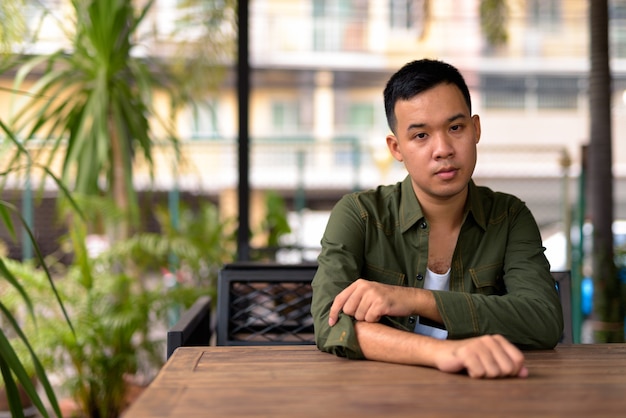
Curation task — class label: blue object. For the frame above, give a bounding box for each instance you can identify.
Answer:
[581,276,593,317]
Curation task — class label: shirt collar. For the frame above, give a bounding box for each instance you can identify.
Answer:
[399,176,487,233]
[399,176,424,233]
[466,180,487,231]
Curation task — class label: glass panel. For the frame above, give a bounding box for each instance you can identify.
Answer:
[271,101,301,135]
[481,76,526,109]
[312,0,367,51]
[190,100,219,139]
[611,0,626,58]
[349,103,375,129]
[537,77,579,110]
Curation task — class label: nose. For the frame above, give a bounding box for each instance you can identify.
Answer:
[432,133,454,160]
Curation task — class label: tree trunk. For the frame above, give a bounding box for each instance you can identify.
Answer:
[588,0,624,342]
[109,112,130,242]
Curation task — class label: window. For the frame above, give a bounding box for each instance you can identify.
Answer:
[272,101,301,135]
[610,0,626,58]
[348,103,375,130]
[312,0,367,51]
[527,0,562,31]
[389,0,426,35]
[537,77,579,110]
[481,75,581,111]
[481,76,526,109]
[189,100,219,139]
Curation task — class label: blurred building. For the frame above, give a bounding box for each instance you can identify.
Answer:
[2,0,626,260]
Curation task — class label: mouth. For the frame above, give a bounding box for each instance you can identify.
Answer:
[435,167,458,180]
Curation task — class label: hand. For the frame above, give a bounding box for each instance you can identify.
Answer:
[328,279,418,326]
[434,334,528,379]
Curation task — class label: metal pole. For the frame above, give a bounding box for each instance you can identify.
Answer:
[571,145,588,343]
[237,0,250,261]
[166,163,181,326]
[295,149,306,213]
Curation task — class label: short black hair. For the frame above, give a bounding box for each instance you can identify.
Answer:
[383,59,472,134]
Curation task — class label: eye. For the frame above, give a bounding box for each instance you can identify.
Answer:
[414,132,427,140]
[450,124,462,132]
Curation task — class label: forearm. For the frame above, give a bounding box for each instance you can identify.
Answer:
[412,288,442,323]
[329,281,443,325]
[355,321,528,379]
[355,321,441,367]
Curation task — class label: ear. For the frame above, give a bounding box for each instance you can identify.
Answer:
[472,114,481,144]
[386,134,403,162]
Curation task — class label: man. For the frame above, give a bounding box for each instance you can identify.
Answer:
[311,59,563,379]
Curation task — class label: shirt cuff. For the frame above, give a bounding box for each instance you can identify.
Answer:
[322,314,364,359]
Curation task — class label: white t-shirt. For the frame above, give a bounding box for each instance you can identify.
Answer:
[413,268,450,340]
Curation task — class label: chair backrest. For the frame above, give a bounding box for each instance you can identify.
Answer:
[552,271,573,344]
[166,295,213,359]
[216,262,318,346]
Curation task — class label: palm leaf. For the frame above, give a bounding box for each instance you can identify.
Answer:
[0,306,61,418]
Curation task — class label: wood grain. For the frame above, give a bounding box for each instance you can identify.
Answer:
[124,344,626,418]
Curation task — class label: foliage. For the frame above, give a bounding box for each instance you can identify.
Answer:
[4,0,237,241]
[0,119,75,418]
[24,198,236,417]
[1,1,238,414]
[0,0,26,54]
[162,0,237,104]
[479,0,509,46]
[259,191,292,248]
[5,0,165,240]
[2,220,174,418]
[2,194,240,418]
[102,200,238,306]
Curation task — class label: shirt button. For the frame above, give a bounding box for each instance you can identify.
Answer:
[419,221,427,229]
[416,274,424,281]
[409,317,416,324]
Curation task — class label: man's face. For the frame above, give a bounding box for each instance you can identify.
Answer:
[386,82,481,204]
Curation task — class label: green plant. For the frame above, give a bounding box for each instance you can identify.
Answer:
[2,221,172,418]
[0,337,38,416]
[260,191,292,249]
[103,201,238,305]
[0,119,75,418]
[5,0,168,241]
[4,0,236,242]
[2,195,241,418]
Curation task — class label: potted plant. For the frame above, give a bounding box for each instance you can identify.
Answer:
[0,119,73,418]
[2,219,175,418]
[2,190,245,417]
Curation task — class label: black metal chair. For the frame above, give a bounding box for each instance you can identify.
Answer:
[216,262,317,346]
[552,271,573,344]
[166,295,213,359]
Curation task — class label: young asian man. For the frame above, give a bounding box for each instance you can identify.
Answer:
[311,59,563,379]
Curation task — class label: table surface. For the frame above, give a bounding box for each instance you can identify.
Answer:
[123,344,626,418]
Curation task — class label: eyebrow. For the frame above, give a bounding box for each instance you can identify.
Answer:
[406,113,467,132]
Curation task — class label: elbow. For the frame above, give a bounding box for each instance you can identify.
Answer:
[521,305,564,349]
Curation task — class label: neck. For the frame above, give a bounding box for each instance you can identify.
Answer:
[416,187,468,228]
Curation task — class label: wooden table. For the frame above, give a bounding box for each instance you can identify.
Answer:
[124,344,626,418]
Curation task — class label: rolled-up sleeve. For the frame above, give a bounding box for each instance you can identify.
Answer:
[311,195,367,359]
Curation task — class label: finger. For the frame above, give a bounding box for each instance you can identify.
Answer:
[353,295,373,322]
[463,352,487,379]
[517,366,529,378]
[493,335,526,377]
[361,297,383,323]
[342,287,364,319]
[473,336,526,378]
[328,284,356,326]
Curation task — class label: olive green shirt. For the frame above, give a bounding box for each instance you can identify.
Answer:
[311,176,564,359]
